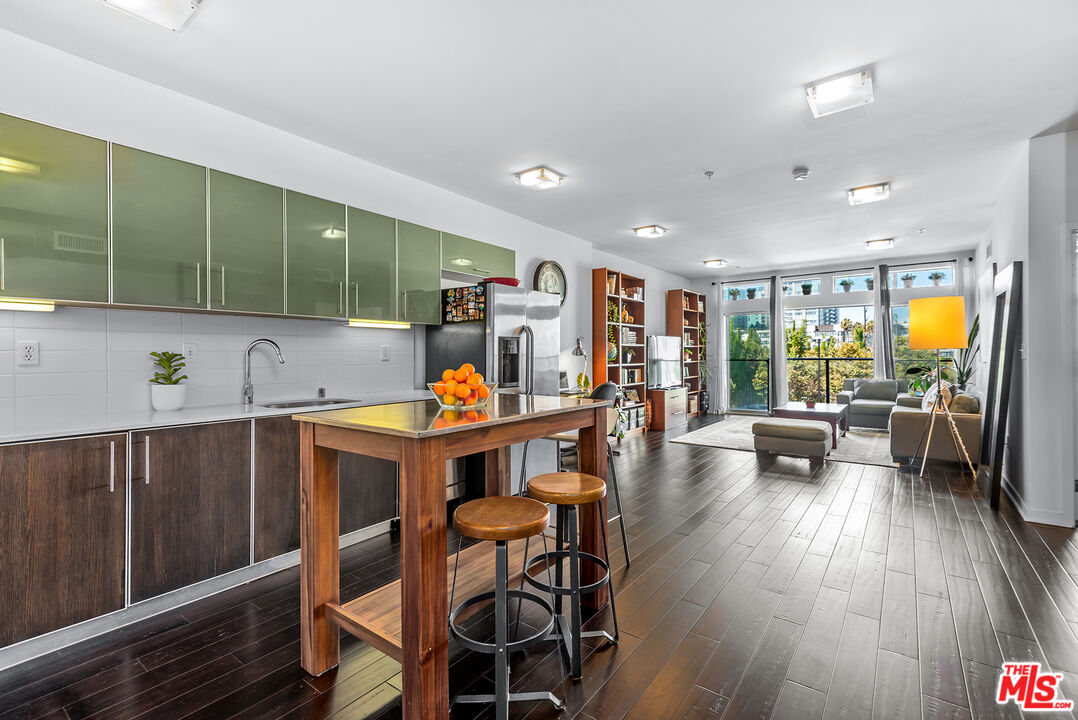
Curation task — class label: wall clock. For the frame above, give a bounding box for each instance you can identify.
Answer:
[533,260,567,306]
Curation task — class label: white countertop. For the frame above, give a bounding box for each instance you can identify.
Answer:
[0,389,432,445]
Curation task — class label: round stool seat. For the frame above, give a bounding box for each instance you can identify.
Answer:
[453,496,549,541]
[526,472,606,505]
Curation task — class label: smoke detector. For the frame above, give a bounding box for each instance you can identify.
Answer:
[792,167,810,181]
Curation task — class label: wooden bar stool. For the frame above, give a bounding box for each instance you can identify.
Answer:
[449,496,565,718]
[518,381,631,566]
[521,472,620,679]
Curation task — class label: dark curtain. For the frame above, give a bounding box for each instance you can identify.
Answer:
[768,275,781,412]
[877,264,895,379]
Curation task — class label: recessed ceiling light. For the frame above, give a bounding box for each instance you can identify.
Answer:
[633,225,666,238]
[806,70,874,118]
[514,166,564,190]
[865,238,894,251]
[102,0,204,31]
[703,259,727,269]
[792,167,810,181]
[848,182,891,205]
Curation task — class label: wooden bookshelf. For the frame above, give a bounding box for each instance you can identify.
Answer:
[593,268,647,435]
[667,289,708,418]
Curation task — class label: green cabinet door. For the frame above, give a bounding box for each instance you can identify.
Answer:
[441,233,515,278]
[208,170,284,314]
[0,113,108,303]
[396,221,441,324]
[286,191,346,318]
[112,146,206,308]
[347,207,396,320]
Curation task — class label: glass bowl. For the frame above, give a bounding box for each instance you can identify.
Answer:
[427,382,497,410]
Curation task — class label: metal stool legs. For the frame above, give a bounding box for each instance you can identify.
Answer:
[606,440,631,566]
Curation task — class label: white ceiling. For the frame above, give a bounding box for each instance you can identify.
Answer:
[4,0,1078,279]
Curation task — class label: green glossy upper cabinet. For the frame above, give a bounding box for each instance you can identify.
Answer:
[0,113,108,303]
[441,233,515,278]
[396,221,441,324]
[208,170,284,314]
[286,191,346,318]
[112,146,206,308]
[346,207,396,320]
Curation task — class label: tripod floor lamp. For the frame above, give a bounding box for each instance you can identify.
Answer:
[908,296,977,478]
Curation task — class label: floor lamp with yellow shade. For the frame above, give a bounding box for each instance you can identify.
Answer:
[908,296,977,477]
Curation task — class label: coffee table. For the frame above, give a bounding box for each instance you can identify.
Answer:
[772,402,848,449]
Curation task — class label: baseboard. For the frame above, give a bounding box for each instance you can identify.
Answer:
[1002,480,1073,527]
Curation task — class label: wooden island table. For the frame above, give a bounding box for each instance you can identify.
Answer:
[293,394,612,719]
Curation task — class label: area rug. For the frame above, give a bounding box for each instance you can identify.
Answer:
[670,414,897,467]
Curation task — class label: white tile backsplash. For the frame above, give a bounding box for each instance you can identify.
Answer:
[0,306,417,421]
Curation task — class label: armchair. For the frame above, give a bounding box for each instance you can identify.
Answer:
[836,378,912,429]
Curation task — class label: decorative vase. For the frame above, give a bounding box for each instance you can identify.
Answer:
[607,342,617,361]
[150,383,186,412]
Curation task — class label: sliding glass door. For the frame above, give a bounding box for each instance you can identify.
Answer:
[784,305,875,402]
[726,312,770,411]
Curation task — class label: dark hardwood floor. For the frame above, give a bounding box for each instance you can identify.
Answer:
[2,414,1077,720]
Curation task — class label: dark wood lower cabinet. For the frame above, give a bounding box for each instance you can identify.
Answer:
[0,434,126,646]
[253,416,398,562]
[130,421,251,602]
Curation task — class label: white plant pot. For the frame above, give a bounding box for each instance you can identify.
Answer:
[150,383,187,412]
[931,278,941,286]
[842,285,852,293]
[902,279,914,288]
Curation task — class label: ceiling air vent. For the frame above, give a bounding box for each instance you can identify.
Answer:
[53,231,107,255]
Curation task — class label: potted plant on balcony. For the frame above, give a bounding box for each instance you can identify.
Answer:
[746,287,757,299]
[782,283,791,295]
[149,350,188,411]
[901,272,916,288]
[865,276,874,291]
[728,288,741,300]
[839,278,854,293]
[801,282,813,295]
[928,271,945,286]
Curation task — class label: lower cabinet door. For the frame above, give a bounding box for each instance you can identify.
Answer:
[0,434,126,646]
[252,416,398,562]
[130,422,251,602]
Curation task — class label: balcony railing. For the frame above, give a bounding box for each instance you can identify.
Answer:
[786,356,874,403]
[727,358,769,411]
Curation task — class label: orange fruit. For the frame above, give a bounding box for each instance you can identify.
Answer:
[443,393,458,405]
[459,363,475,376]
[455,384,471,398]
[442,369,454,381]
[477,384,490,399]
[453,368,469,383]
[445,379,458,392]
[465,372,483,386]
[464,394,477,406]
[432,381,447,396]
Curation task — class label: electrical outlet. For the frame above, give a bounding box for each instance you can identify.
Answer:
[17,340,39,367]
[380,344,390,362]
[183,343,197,362]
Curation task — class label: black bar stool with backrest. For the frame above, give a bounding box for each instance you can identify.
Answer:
[518,381,631,566]
[520,471,620,679]
[449,496,565,719]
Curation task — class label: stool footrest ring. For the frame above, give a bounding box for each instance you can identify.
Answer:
[449,590,555,654]
[522,550,611,595]
[454,691,566,711]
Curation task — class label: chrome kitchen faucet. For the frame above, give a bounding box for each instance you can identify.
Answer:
[243,338,286,407]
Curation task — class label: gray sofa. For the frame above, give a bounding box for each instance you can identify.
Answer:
[889,391,983,465]
[836,378,917,429]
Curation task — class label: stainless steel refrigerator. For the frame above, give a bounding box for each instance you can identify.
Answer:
[426,283,561,493]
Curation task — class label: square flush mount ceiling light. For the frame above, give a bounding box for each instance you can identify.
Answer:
[633,225,666,238]
[865,238,894,251]
[514,166,564,190]
[102,0,204,31]
[848,182,891,206]
[703,259,727,268]
[806,70,874,118]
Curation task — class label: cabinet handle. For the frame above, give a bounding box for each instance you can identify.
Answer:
[143,435,150,485]
[220,265,226,306]
[338,281,343,316]
[195,261,201,305]
[0,237,5,291]
[353,282,359,315]
[109,440,116,493]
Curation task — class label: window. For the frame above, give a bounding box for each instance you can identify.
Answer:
[723,281,767,302]
[782,278,821,296]
[891,305,954,378]
[833,272,874,293]
[783,305,874,402]
[726,312,770,411]
[889,264,954,289]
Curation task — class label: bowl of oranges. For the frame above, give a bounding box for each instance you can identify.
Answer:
[429,363,496,410]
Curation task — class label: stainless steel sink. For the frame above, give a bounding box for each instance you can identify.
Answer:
[258,398,360,409]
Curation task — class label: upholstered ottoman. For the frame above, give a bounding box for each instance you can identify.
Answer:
[752,417,832,469]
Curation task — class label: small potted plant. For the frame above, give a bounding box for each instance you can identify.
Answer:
[865,276,875,291]
[839,278,854,293]
[901,272,916,288]
[149,350,188,411]
[728,288,741,301]
[801,282,813,296]
[746,287,757,299]
[928,271,945,286]
[804,395,816,409]
[782,283,791,295]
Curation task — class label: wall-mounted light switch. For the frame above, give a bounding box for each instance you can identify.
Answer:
[380,344,390,362]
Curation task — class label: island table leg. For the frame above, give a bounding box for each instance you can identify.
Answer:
[299,422,340,676]
[578,407,610,609]
[399,436,449,719]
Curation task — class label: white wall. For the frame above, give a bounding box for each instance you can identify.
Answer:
[976,135,1076,527]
